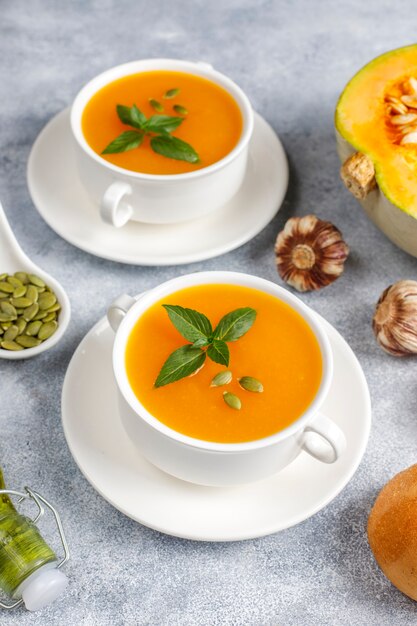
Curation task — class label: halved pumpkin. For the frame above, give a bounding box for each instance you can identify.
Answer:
[335,44,417,257]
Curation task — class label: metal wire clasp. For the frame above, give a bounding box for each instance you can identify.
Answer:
[0,487,70,610]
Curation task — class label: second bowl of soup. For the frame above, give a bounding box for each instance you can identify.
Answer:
[71,60,253,227]
[108,272,346,486]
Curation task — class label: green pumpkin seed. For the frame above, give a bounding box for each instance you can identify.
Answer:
[149,98,164,112]
[23,303,39,321]
[210,370,233,387]
[26,320,42,336]
[32,310,47,321]
[7,276,23,288]
[163,88,180,99]
[28,274,45,287]
[0,302,17,318]
[38,321,58,341]
[26,285,38,303]
[16,318,27,335]
[0,282,14,293]
[15,335,41,348]
[14,271,29,284]
[173,104,188,116]
[0,272,60,351]
[10,297,32,308]
[238,376,264,393]
[223,391,242,410]
[47,302,60,313]
[38,292,56,310]
[1,340,24,351]
[13,285,27,298]
[42,312,56,323]
[4,325,19,342]
[0,313,14,323]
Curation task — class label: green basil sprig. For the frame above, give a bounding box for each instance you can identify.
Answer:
[154,305,256,388]
[102,102,199,164]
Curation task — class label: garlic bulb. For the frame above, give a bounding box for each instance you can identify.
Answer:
[373,280,417,356]
[274,215,349,292]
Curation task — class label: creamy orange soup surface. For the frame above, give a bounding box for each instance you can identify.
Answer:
[82,70,243,175]
[125,284,323,444]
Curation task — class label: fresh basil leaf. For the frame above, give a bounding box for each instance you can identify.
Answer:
[207,340,229,366]
[130,104,147,127]
[145,115,184,133]
[213,308,256,342]
[163,304,212,343]
[150,135,199,163]
[116,104,146,129]
[102,130,144,154]
[193,337,210,348]
[155,345,206,388]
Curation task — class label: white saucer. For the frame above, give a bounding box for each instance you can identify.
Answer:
[62,311,371,542]
[27,109,288,266]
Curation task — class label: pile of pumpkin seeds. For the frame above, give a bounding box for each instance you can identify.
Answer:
[0,272,60,351]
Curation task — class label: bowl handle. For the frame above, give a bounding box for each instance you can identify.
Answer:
[301,413,346,464]
[107,294,136,332]
[100,182,133,228]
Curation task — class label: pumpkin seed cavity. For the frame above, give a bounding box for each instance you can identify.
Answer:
[385,77,417,145]
[0,272,60,351]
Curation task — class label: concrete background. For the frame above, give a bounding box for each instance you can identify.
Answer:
[1,0,417,623]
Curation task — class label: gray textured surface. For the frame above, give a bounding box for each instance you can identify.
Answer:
[0,0,416,624]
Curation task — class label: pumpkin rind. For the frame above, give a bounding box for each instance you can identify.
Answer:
[335,45,417,257]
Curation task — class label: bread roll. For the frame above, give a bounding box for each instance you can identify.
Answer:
[368,464,417,600]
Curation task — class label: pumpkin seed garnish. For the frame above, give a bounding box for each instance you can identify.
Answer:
[0,302,17,318]
[0,282,14,293]
[38,292,56,310]
[15,335,41,348]
[149,98,164,113]
[238,376,264,393]
[26,285,39,303]
[10,297,32,308]
[26,320,42,336]
[14,271,29,284]
[163,88,180,99]
[28,274,45,288]
[38,321,58,341]
[0,272,61,351]
[223,391,242,410]
[23,303,39,321]
[13,285,27,298]
[16,318,27,335]
[173,104,188,116]
[7,276,23,288]
[1,340,23,351]
[210,370,233,387]
[3,325,19,342]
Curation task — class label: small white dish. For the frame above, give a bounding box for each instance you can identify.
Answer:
[61,310,371,541]
[0,202,70,360]
[27,109,288,266]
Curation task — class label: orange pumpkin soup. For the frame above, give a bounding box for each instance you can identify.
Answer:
[82,70,243,175]
[125,284,323,444]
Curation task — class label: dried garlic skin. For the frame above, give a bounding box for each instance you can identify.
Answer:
[373,280,417,356]
[274,215,349,292]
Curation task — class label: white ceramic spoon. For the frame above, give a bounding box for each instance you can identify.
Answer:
[0,202,70,360]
